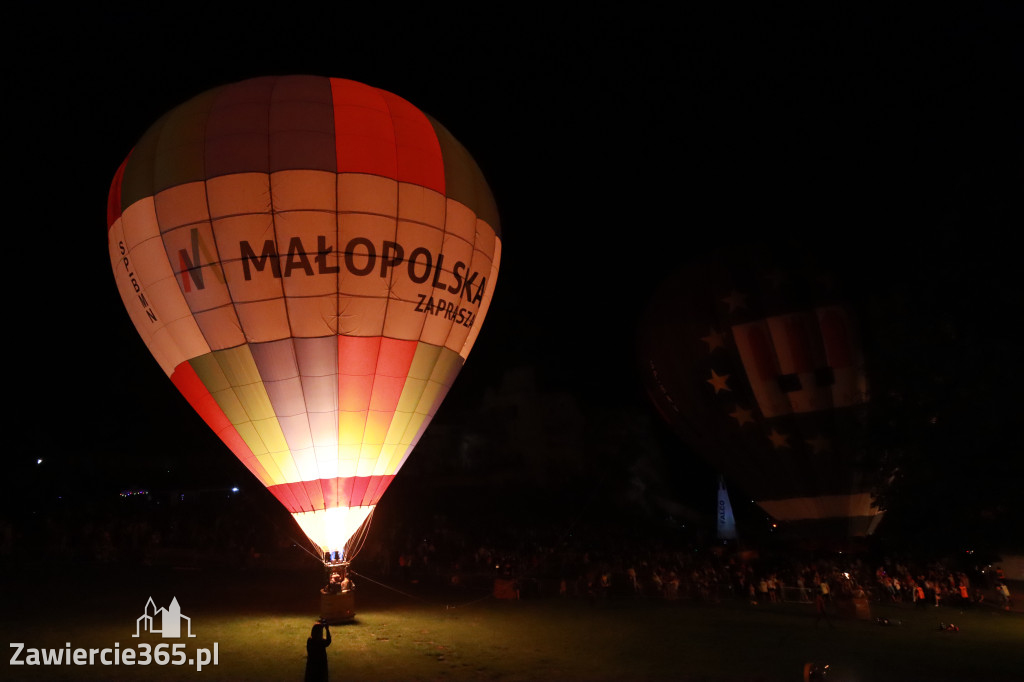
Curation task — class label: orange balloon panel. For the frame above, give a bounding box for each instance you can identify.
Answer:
[107,76,501,557]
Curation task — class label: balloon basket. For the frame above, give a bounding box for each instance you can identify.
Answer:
[319,561,356,624]
[320,590,356,624]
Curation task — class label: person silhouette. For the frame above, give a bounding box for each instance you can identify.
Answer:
[814,592,834,628]
[305,621,332,682]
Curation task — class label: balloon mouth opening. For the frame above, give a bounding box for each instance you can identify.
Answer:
[292,506,375,565]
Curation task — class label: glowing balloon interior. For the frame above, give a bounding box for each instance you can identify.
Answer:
[107,76,500,560]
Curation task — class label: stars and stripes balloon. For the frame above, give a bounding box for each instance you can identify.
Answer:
[638,253,880,539]
[107,76,501,562]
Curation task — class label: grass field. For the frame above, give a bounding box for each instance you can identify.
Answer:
[1,564,1021,681]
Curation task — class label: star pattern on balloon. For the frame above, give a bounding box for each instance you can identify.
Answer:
[767,428,790,449]
[721,290,748,312]
[641,257,879,537]
[729,406,755,426]
[701,327,727,352]
[707,369,731,394]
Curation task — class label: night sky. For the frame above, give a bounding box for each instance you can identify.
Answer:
[7,6,1022,549]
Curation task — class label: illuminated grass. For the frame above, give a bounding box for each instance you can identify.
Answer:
[1,567,1020,681]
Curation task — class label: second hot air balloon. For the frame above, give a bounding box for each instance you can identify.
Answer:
[107,75,501,563]
[638,250,880,543]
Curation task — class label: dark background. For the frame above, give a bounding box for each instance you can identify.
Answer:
[5,5,1022,559]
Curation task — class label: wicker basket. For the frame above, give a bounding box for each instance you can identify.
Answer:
[320,590,356,624]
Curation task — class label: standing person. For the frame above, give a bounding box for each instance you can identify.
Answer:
[797,574,810,603]
[626,566,639,595]
[305,620,332,682]
[997,583,1012,610]
[814,591,834,628]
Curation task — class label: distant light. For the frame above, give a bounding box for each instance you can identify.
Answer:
[36,458,43,465]
[231,487,239,493]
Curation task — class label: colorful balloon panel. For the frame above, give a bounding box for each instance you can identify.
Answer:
[107,76,500,557]
[638,257,880,538]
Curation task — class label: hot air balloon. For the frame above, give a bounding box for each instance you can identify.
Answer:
[638,249,880,543]
[107,75,501,565]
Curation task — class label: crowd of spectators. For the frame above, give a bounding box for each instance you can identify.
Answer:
[357,515,1017,612]
[0,495,1016,614]
[0,491,293,570]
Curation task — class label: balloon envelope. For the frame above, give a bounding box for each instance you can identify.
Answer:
[638,254,880,538]
[107,76,501,559]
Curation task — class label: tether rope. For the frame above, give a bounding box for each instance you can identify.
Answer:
[350,569,494,610]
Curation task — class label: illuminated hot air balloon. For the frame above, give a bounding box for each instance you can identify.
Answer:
[107,75,500,563]
[638,251,881,540]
